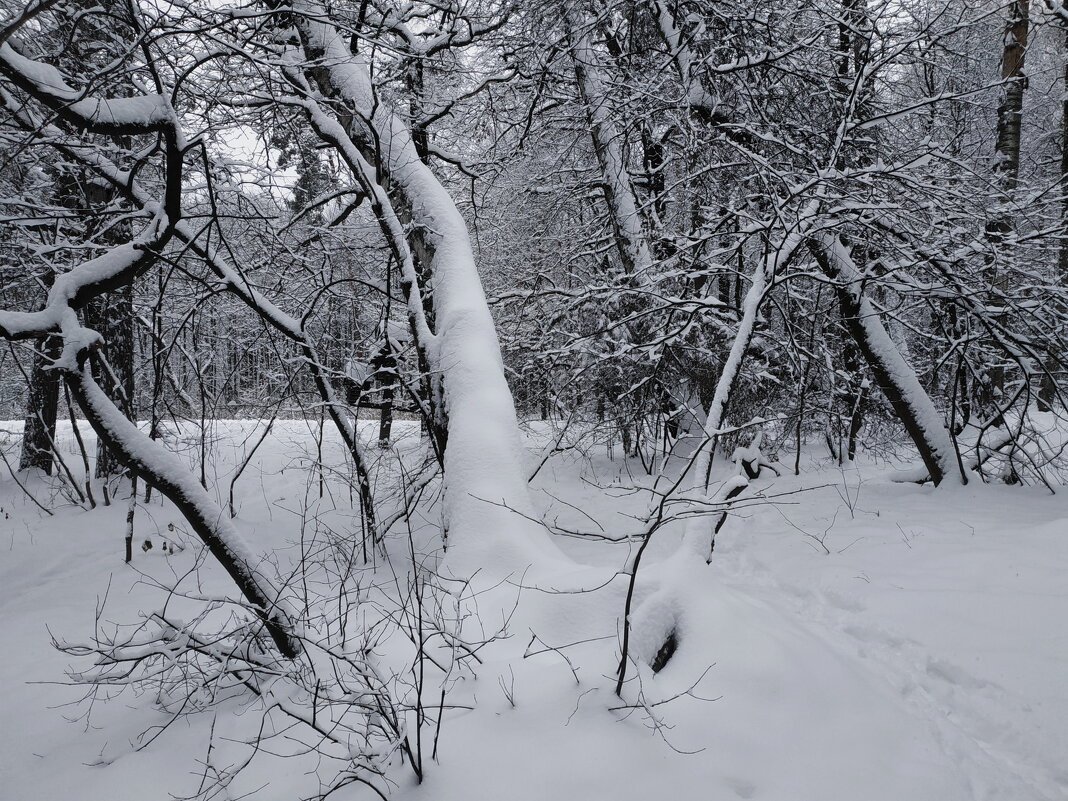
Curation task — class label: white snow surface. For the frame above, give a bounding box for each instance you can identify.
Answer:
[0,420,1066,801]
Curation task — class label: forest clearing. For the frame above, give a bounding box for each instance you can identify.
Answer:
[1,1,1067,799]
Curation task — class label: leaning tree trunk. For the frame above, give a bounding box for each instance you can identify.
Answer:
[68,361,300,657]
[0,38,302,658]
[290,1,562,574]
[809,233,965,486]
[675,213,814,560]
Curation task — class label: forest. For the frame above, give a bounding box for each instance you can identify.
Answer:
[0,0,1066,799]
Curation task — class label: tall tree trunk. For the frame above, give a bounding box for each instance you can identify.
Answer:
[561,3,655,278]
[563,5,676,457]
[377,343,396,447]
[986,0,1029,400]
[831,0,875,453]
[1061,5,1068,280]
[1041,4,1068,410]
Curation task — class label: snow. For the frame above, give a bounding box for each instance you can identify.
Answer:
[1,421,1066,801]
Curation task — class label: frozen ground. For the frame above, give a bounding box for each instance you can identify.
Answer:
[0,420,1066,800]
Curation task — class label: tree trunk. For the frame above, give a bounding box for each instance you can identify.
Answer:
[376,342,396,447]
[844,340,868,462]
[677,214,814,559]
[1062,6,1068,281]
[291,1,562,573]
[986,0,1029,399]
[561,2,654,278]
[83,283,135,478]
[68,360,300,658]
[1041,5,1068,410]
[809,233,965,485]
[18,333,60,473]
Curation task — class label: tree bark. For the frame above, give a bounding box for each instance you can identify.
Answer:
[809,234,965,485]
[1041,3,1068,409]
[986,0,1029,399]
[83,283,135,478]
[18,333,60,473]
[1062,5,1068,280]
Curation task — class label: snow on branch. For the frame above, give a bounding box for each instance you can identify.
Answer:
[0,43,179,138]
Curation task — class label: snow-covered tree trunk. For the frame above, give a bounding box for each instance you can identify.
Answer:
[809,233,965,486]
[67,362,300,657]
[289,2,560,573]
[559,2,674,455]
[676,216,813,559]
[651,0,722,121]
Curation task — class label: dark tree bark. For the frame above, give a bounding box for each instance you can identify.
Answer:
[83,283,135,478]
[1041,2,1068,410]
[986,0,1029,399]
[1061,2,1068,281]
[18,333,60,473]
[377,344,397,447]
[844,339,868,462]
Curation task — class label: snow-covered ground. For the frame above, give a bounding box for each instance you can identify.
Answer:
[1,420,1065,800]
